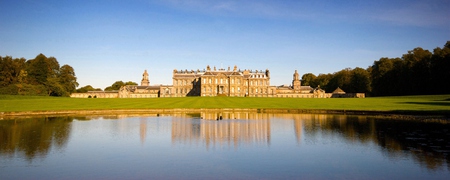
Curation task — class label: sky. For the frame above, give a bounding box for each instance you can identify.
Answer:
[1,0,449,89]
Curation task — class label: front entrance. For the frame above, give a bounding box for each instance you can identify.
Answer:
[217,85,227,96]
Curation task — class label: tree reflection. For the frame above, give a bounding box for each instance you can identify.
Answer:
[0,116,73,162]
[168,112,450,170]
[373,119,450,170]
[1,112,449,171]
[300,115,450,171]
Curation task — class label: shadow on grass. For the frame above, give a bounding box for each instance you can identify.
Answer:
[389,110,450,116]
[403,101,450,106]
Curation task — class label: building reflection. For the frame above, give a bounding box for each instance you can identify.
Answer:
[171,112,271,149]
[1,112,449,171]
[140,118,147,145]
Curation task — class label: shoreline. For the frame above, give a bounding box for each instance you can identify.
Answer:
[1,108,449,121]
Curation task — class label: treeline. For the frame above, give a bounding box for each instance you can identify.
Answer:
[302,41,450,96]
[75,81,137,93]
[0,54,78,96]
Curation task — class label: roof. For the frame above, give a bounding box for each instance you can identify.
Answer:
[136,86,161,90]
[300,86,313,90]
[87,91,118,93]
[332,87,346,94]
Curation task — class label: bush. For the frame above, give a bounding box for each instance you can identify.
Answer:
[0,84,19,95]
[0,84,48,96]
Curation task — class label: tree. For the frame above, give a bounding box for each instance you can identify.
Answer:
[59,65,78,93]
[26,54,49,85]
[46,77,67,96]
[76,85,101,93]
[349,67,371,93]
[124,81,138,86]
[301,73,317,87]
[327,68,352,92]
[0,56,15,86]
[105,81,137,91]
[430,41,450,94]
[402,47,433,95]
[46,56,60,79]
[314,73,332,91]
[0,54,79,96]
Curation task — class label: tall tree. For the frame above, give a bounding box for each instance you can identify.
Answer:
[0,56,15,86]
[402,47,433,95]
[27,54,49,85]
[349,67,371,93]
[314,73,332,91]
[59,65,78,93]
[430,41,450,94]
[327,68,352,92]
[301,73,317,87]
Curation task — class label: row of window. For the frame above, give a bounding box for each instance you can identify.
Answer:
[250,74,267,78]
[174,78,270,86]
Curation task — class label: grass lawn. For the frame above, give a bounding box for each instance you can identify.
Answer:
[1,94,449,114]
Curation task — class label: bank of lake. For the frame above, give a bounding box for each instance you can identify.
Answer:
[1,95,449,119]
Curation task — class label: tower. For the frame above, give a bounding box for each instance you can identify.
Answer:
[141,70,150,86]
[292,70,301,91]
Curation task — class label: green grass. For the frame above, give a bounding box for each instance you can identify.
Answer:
[1,95,449,114]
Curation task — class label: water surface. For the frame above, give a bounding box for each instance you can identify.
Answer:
[1,112,449,179]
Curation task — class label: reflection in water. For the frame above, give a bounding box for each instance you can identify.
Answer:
[300,115,450,171]
[171,112,271,149]
[0,116,73,162]
[0,112,449,174]
[373,119,450,170]
[140,118,147,144]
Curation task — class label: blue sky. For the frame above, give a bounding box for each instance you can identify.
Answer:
[1,0,449,89]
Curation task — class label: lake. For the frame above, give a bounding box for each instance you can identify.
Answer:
[1,112,449,179]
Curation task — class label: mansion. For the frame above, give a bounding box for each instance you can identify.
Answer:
[70,65,365,98]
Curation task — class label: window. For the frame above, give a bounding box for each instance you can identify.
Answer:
[231,79,234,84]
[215,79,217,84]
[220,79,223,84]
[209,79,212,84]
[231,87,234,93]
[238,87,240,92]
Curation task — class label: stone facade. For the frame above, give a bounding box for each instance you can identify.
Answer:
[70,65,365,98]
[172,65,271,97]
